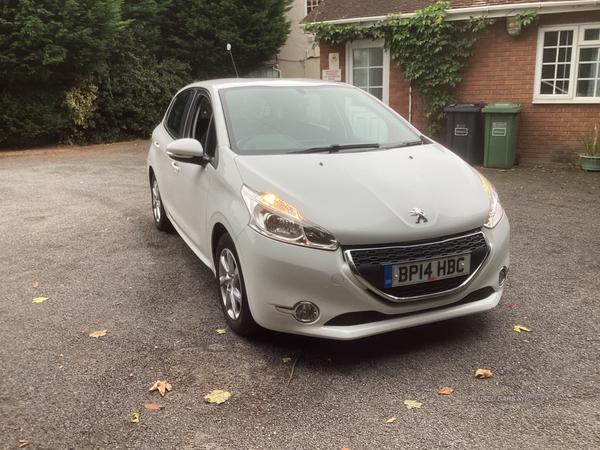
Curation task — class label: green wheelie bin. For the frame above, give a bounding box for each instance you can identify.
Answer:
[482,103,522,168]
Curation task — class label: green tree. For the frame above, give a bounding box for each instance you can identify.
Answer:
[0,0,124,85]
[159,0,292,79]
[0,0,125,144]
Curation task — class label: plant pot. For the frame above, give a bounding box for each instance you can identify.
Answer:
[580,155,600,171]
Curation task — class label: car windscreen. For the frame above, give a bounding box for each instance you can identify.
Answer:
[219,85,421,155]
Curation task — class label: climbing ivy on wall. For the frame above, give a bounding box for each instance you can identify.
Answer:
[305,2,495,136]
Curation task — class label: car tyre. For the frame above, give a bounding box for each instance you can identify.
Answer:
[216,233,258,336]
[151,174,173,232]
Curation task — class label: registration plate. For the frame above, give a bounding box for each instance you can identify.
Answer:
[384,254,471,288]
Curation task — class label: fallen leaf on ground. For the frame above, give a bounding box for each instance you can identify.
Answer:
[501,303,517,309]
[144,403,164,410]
[32,297,49,303]
[475,369,493,378]
[33,282,39,288]
[386,417,396,423]
[89,330,108,338]
[216,328,227,334]
[204,390,231,404]
[130,411,139,423]
[513,325,531,333]
[149,380,172,396]
[19,440,29,448]
[173,340,182,346]
[282,357,292,363]
[129,373,134,377]
[438,387,454,395]
[404,399,422,409]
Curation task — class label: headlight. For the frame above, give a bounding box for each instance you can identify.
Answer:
[478,173,504,229]
[242,185,339,250]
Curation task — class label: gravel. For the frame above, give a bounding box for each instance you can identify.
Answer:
[1,142,598,449]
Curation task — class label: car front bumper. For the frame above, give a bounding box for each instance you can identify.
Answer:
[235,216,510,340]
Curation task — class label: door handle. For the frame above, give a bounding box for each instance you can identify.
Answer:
[171,161,180,173]
[154,141,161,150]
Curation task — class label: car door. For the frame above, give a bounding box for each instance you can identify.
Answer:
[167,90,217,256]
[152,88,194,226]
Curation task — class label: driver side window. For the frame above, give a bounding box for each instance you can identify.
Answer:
[190,94,216,158]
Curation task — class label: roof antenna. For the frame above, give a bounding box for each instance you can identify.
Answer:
[227,43,239,78]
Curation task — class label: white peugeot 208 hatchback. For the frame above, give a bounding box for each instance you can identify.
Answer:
[147,78,509,340]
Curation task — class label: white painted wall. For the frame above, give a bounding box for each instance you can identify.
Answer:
[277,0,320,79]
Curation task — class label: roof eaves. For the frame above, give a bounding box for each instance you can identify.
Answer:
[303,1,600,26]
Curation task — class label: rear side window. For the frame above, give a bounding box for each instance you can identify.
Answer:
[165,90,193,138]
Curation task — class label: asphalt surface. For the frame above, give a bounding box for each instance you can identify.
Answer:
[0,141,599,450]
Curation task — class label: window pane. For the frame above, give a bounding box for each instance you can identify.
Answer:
[539,30,573,96]
[544,31,558,46]
[556,64,570,79]
[543,48,557,63]
[576,79,597,96]
[559,30,573,46]
[580,47,599,62]
[558,47,572,62]
[369,68,383,87]
[542,65,556,79]
[353,68,368,87]
[166,90,193,138]
[369,48,383,67]
[555,80,569,94]
[578,62,596,79]
[369,88,383,100]
[540,80,554,94]
[584,28,600,41]
[576,46,600,97]
[353,49,368,68]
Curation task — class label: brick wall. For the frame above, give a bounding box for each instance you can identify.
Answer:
[319,10,600,165]
[455,11,600,165]
[319,41,346,81]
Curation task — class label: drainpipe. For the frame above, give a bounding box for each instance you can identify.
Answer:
[273,64,282,79]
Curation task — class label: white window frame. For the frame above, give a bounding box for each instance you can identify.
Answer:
[534,22,600,104]
[346,39,391,105]
[305,0,323,16]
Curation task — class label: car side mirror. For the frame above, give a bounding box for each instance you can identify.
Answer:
[166,138,206,163]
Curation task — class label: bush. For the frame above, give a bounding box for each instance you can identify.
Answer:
[75,24,191,144]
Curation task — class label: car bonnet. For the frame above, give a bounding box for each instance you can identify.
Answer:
[234,144,491,245]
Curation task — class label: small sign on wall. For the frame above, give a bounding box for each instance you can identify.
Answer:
[322,69,342,82]
[329,53,339,70]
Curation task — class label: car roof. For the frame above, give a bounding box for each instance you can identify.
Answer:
[185,78,346,91]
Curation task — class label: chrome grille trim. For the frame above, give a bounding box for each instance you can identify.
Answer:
[343,231,490,302]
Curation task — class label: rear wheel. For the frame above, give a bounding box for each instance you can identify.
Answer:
[151,175,173,232]
[216,233,258,336]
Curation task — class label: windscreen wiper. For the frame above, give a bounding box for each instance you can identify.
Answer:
[289,143,381,154]
[380,139,425,150]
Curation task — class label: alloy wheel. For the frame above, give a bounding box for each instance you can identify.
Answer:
[218,248,242,321]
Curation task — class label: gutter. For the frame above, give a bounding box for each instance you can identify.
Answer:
[304,1,600,27]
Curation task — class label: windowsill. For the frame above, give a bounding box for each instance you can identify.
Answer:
[532,98,600,104]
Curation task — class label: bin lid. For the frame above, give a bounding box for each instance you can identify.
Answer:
[482,102,523,113]
[444,102,486,113]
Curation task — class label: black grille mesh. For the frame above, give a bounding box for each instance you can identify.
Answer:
[344,232,489,300]
[349,232,487,267]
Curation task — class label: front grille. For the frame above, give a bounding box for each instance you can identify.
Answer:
[343,231,489,302]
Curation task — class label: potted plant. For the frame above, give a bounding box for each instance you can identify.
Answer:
[577,124,600,171]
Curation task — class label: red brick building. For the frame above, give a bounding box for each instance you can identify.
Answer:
[306,0,600,165]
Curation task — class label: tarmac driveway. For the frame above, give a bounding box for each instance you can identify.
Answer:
[0,142,599,449]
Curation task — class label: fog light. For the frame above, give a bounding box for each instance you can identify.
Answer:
[499,267,508,287]
[293,302,320,323]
